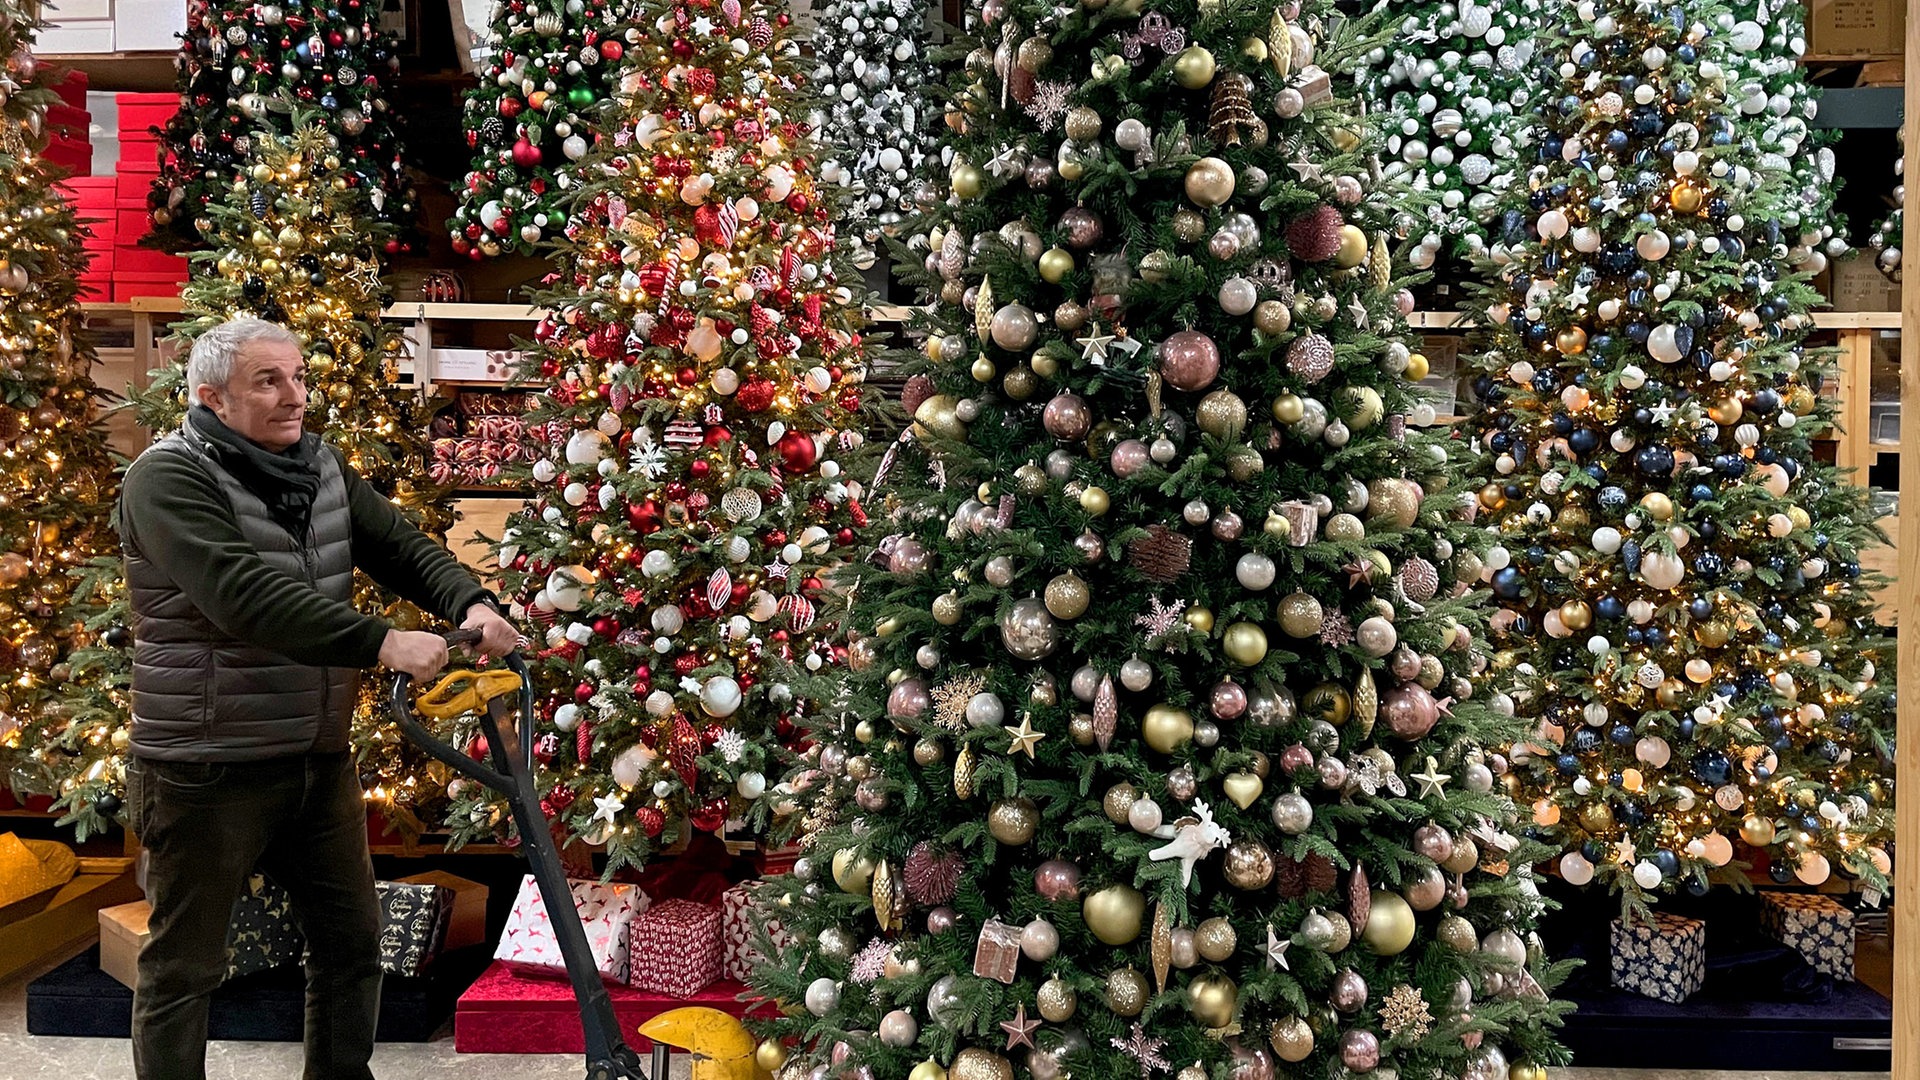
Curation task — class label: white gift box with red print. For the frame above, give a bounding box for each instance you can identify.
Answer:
[493,875,649,985]
[628,898,725,997]
[720,881,795,982]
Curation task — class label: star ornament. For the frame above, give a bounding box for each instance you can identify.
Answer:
[1412,756,1452,800]
[1000,1003,1042,1050]
[1004,714,1045,759]
[591,793,625,823]
[1265,923,1291,970]
[1080,326,1117,363]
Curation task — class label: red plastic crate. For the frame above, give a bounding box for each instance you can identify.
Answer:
[113,246,186,274]
[112,273,187,303]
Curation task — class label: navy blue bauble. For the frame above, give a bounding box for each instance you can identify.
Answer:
[1634,445,1674,475]
[1693,750,1733,785]
[1491,567,1524,599]
[1621,540,1641,573]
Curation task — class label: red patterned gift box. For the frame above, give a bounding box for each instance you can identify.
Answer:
[628,898,724,997]
[720,881,795,983]
[454,961,765,1054]
[493,875,648,985]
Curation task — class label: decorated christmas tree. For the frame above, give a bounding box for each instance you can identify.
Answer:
[468,0,877,870]
[146,0,419,254]
[1870,129,1902,280]
[448,0,636,260]
[129,115,458,829]
[0,3,132,828]
[1466,0,1894,909]
[1715,0,1845,272]
[808,0,937,272]
[747,1,1570,1078]
[1355,0,1546,268]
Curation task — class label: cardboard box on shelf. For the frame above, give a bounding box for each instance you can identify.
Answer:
[1827,255,1902,312]
[1809,0,1905,56]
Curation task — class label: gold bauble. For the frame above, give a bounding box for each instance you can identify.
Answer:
[1325,512,1366,542]
[1016,36,1053,71]
[1104,783,1141,824]
[1342,385,1385,430]
[1405,352,1431,380]
[913,395,966,439]
[952,164,986,199]
[1068,714,1096,745]
[1654,678,1685,708]
[1195,917,1238,961]
[1222,838,1275,890]
[1303,682,1351,726]
[1032,352,1060,379]
[1360,890,1416,955]
[1695,620,1730,647]
[832,849,875,895]
[1080,485,1112,515]
[1002,365,1039,400]
[1172,45,1217,88]
[1556,326,1588,355]
[914,738,945,766]
[1742,815,1776,846]
[1509,1064,1550,1080]
[1184,606,1214,633]
[1063,106,1103,142]
[988,798,1039,845]
[1640,491,1675,520]
[1187,972,1239,1028]
[1277,592,1324,638]
[1222,621,1269,667]
[952,1048,1014,1080]
[1708,397,1744,424]
[1139,249,1175,283]
[1559,600,1593,631]
[1270,1017,1314,1062]
[1057,154,1086,182]
[1578,802,1615,834]
[1106,967,1151,1016]
[909,1061,948,1080]
[1084,884,1147,945]
[1671,181,1703,213]
[1045,572,1092,619]
[932,592,964,625]
[1255,300,1291,335]
[1142,704,1195,754]
[1172,208,1207,242]
[1241,34,1269,61]
[1334,225,1368,269]
[1196,390,1249,440]
[1224,445,1264,482]
[1038,247,1075,283]
[1271,393,1305,424]
[755,1040,790,1072]
[1038,975,1078,1021]
[1184,157,1236,207]
[971,357,997,383]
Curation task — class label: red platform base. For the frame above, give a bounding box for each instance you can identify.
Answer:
[454,961,771,1054]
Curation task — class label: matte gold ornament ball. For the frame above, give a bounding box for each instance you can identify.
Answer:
[1361,890,1416,955]
[1084,884,1147,945]
[1187,972,1239,1028]
[1141,704,1195,753]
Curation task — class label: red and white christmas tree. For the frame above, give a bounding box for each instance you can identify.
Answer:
[458,0,880,870]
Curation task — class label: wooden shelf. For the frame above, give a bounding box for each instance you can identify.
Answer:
[39,51,176,92]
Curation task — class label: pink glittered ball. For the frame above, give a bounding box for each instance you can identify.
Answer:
[1286,204,1345,263]
[1287,332,1336,383]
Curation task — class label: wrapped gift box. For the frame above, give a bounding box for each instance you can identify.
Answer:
[629,899,723,997]
[1609,913,1705,1003]
[226,874,304,980]
[720,882,794,983]
[494,875,647,985]
[98,900,150,990]
[375,880,452,977]
[455,960,766,1053]
[396,870,488,951]
[1760,892,1855,980]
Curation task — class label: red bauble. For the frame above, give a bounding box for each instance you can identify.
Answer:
[600,39,623,60]
[786,192,809,214]
[499,96,523,119]
[676,366,700,386]
[511,137,542,168]
[690,798,729,832]
[776,430,818,471]
[801,576,824,594]
[574,682,595,702]
[736,377,776,413]
[468,736,490,761]
[673,652,701,676]
[701,426,732,447]
[730,582,751,604]
[591,616,619,639]
[664,481,690,500]
[836,528,856,546]
[690,460,711,479]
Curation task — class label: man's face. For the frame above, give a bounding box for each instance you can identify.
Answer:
[197,340,308,451]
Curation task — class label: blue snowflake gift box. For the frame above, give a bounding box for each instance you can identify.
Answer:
[1759,891,1855,981]
[1609,912,1706,1003]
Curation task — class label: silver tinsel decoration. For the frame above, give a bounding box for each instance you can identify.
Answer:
[806,0,935,269]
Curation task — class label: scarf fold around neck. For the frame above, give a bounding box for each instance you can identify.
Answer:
[187,404,323,539]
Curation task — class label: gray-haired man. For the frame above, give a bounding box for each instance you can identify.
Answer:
[120,317,519,1079]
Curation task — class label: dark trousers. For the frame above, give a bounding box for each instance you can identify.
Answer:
[128,752,382,1080]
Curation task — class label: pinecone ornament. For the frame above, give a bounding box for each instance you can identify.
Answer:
[904,842,964,905]
[1127,525,1193,583]
[1286,204,1344,262]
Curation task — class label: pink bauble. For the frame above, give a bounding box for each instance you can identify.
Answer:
[1381,682,1440,739]
[887,677,931,720]
[1339,1030,1380,1072]
[1231,1046,1275,1080]
[1043,393,1093,440]
[1034,859,1083,901]
[1278,743,1314,772]
[1210,680,1248,719]
[1158,330,1220,392]
[1110,439,1150,478]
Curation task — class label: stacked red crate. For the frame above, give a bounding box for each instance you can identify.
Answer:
[112,92,189,302]
[58,176,116,302]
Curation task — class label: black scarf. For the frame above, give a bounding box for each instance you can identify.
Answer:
[187,404,322,539]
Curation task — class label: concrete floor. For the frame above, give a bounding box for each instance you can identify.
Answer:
[0,944,1891,1080]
